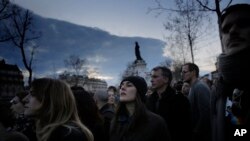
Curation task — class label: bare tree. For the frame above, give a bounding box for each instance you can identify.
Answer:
[164,27,190,63]
[160,58,183,82]
[0,0,10,20]
[150,0,211,63]
[171,60,183,82]
[195,0,233,52]
[3,4,40,86]
[0,0,12,42]
[160,57,172,68]
[64,55,87,86]
[122,61,135,79]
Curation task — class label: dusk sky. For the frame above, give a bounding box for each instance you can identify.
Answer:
[9,0,250,85]
[13,0,168,40]
[13,0,249,41]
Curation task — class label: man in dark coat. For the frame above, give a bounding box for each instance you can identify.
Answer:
[146,66,192,141]
[211,4,250,141]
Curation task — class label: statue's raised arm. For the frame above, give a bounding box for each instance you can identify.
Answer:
[135,41,143,60]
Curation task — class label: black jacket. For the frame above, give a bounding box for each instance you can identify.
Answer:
[48,122,88,141]
[146,86,192,141]
[110,110,170,141]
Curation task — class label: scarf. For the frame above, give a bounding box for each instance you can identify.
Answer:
[218,47,250,89]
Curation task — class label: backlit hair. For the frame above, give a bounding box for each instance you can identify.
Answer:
[31,78,93,141]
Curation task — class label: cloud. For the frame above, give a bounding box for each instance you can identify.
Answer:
[86,66,114,82]
[65,39,76,45]
[102,41,112,47]
[90,75,113,81]
[1,12,166,86]
[50,24,59,34]
[86,54,108,64]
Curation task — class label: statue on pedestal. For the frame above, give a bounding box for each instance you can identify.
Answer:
[135,41,143,60]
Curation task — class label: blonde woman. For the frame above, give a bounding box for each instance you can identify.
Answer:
[23,78,93,141]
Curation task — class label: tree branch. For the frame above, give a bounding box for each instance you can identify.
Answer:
[224,0,233,10]
[195,0,216,11]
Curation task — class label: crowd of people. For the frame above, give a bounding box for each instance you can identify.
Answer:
[0,3,250,141]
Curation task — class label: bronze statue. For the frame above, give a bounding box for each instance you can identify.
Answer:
[135,41,143,60]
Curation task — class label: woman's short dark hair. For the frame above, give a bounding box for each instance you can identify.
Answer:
[108,86,117,93]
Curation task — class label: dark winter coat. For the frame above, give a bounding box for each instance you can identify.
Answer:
[48,122,88,141]
[110,109,170,141]
[146,86,192,141]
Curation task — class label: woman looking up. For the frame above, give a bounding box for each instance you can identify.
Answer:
[110,76,171,141]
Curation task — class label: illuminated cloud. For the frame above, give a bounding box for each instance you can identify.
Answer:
[87,54,108,63]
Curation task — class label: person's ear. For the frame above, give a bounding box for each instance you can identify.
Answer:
[163,77,169,84]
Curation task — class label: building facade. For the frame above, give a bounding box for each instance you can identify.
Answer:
[0,59,24,99]
[59,73,108,93]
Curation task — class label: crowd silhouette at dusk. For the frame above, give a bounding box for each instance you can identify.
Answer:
[0,3,250,141]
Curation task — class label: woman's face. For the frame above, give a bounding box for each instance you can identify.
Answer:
[107,90,115,104]
[119,81,137,103]
[23,88,42,117]
[10,96,25,116]
[181,82,190,96]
